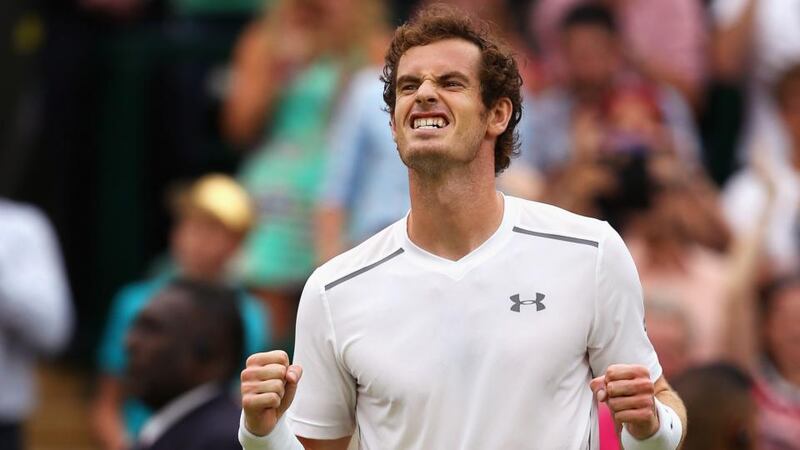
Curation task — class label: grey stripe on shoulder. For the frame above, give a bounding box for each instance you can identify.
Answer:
[324,248,405,291]
[512,226,599,248]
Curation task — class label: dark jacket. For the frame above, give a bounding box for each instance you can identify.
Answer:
[137,392,241,450]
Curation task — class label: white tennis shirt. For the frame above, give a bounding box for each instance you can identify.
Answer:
[286,195,661,449]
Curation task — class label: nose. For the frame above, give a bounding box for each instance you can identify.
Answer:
[415,79,438,105]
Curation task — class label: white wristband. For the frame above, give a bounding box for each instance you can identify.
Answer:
[238,411,304,450]
[620,398,682,450]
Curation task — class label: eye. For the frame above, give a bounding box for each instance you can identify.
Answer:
[444,80,464,88]
[399,83,418,93]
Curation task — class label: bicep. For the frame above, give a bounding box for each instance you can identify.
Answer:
[298,435,353,450]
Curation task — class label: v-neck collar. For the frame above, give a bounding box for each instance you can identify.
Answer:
[396,194,519,280]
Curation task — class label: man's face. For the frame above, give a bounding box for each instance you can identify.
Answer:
[125,289,197,409]
[172,210,241,281]
[562,26,619,90]
[391,38,491,174]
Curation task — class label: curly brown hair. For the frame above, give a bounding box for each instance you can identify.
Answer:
[381,3,523,174]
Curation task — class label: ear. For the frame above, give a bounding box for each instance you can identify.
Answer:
[389,115,398,142]
[487,97,513,139]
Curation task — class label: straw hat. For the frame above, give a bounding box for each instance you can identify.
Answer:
[172,174,255,235]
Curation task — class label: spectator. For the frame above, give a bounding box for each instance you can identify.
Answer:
[746,277,800,449]
[315,68,410,263]
[125,279,244,450]
[672,364,758,450]
[724,152,800,448]
[0,199,73,450]
[223,0,388,349]
[531,0,708,105]
[723,64,800,273]
[711,0,800,163]
[91,174,269,450]
[525,3,700,173]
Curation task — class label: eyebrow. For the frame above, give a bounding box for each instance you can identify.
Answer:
[396,74,421,87]
[396,71,472,88]
[437,71,471,83]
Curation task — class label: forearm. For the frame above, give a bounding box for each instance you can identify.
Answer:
[722,225,765,373]
[223,69,279,148]
[723,162,773,372]
[222,26,287,148]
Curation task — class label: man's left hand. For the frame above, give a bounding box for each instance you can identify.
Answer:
[590,364,658,440]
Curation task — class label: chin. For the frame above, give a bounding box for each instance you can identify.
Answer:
[401,147,452,173]
[404,144,480,174]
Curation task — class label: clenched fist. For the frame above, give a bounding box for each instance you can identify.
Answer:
[590,364,658,440]
[241,350,303,437]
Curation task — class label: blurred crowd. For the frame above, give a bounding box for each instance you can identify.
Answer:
[1,0,800,449]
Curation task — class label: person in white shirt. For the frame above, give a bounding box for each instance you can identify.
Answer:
[0,199,72,450]
[723,64,800,273]
[711,0,800,163]
[238,4,687,449]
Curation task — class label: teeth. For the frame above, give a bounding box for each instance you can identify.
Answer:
[413,117,447,129]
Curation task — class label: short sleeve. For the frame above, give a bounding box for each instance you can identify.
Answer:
[588,223,662,382]
[286,271,356,440]
[319,71,376,208]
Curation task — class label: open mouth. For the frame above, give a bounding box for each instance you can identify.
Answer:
[411,116,449,130]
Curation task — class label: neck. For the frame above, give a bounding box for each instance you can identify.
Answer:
[406,156,503,261]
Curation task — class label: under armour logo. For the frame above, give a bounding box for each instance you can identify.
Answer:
[509,293,546,312]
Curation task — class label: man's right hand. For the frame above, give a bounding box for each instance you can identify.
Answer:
[241,350,303,436]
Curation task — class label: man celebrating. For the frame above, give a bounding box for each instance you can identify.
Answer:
[239,5,687,449]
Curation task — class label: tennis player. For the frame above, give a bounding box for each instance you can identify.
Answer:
[238,4,687,449]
